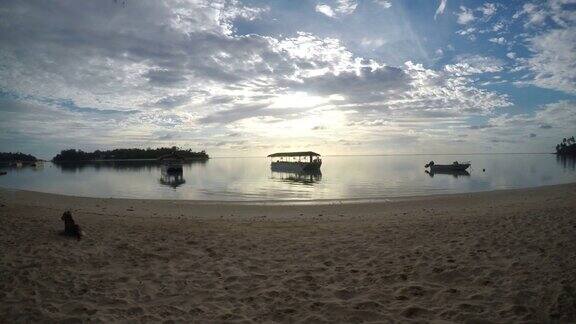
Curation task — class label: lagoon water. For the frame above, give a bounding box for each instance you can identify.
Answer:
[1,154,575,201]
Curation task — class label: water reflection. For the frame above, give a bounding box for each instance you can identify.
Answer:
[0,161,44,171]
[425,169,471,178]
[159,169,186,188]
[556,155,576,171]
[54,160,207,172]
[270,170,322,185]
[2,155,576,200]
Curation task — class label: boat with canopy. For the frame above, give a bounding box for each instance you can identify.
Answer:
[267,151,322,172]
[157,152,184,173]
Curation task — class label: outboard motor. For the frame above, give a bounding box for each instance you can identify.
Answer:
[425,161,435,168]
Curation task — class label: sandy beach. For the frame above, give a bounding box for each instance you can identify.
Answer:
[1,184,575,323]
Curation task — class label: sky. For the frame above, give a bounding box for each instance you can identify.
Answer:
[0,0,575,158]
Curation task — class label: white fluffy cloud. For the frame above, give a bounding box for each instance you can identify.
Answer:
[525,27,576,93]
[315,4,336,17]
[444,55,504,76]
[456,6,475,24]
[479,3,497,17]
[315,0,357,18]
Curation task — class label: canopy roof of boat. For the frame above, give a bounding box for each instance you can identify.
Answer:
[267,151,321,157]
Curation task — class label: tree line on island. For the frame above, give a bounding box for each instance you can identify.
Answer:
[556,136,576,156]
[0,152,38,163]
[52,147,209,162]
[0,147,209,164]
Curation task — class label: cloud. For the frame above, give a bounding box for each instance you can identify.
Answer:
[488,37,506,45]
[492,21,505,32]
[315,0,357,18]
[335,0,358,15]
[144,69,187,87]
[434,0,447,20]
[315,4,335,17]
[374,0,392,9]
[471,101,576,144]
[513,3,548,27]
[445,55,504,76]
[456,6,475,25]
[0,0,532,156]
[288,66,410,101]
[479,3,497,18]
[198,102,286,124]
[525,27,576,94]
[513,1,576,28]
[454,27,480,41]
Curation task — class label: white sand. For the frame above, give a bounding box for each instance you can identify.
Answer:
[1,184,575,323]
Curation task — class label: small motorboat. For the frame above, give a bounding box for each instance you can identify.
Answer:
[426,169,470,178]
[0,171,7,176]
[425,160,470,171]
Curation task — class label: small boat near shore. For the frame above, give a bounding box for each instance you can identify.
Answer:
[425,160,470,171]
[426,169,470,178]
[268,151,322,172]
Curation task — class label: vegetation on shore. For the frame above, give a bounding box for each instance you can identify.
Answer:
[556,136,576,155]
[0,152,38,163]
[52,147,209,162]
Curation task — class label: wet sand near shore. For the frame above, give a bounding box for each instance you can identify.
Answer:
[1,184,575,323]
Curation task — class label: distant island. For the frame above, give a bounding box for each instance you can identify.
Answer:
[52,147,209,162]
[0,152,38,164]
[555,136,576,156]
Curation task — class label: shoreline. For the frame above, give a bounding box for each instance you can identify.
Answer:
[1,183,575,322]
[1,181,576,208]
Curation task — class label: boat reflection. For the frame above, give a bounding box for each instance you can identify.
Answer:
[271,168,322,185]
[159,169,186,188]
[556,154,576,171]
[426,169,470,178]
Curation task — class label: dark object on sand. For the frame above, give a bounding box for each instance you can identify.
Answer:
[61,211,82,240]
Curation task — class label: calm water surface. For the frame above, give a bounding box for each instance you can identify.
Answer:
[1,154,575,201]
